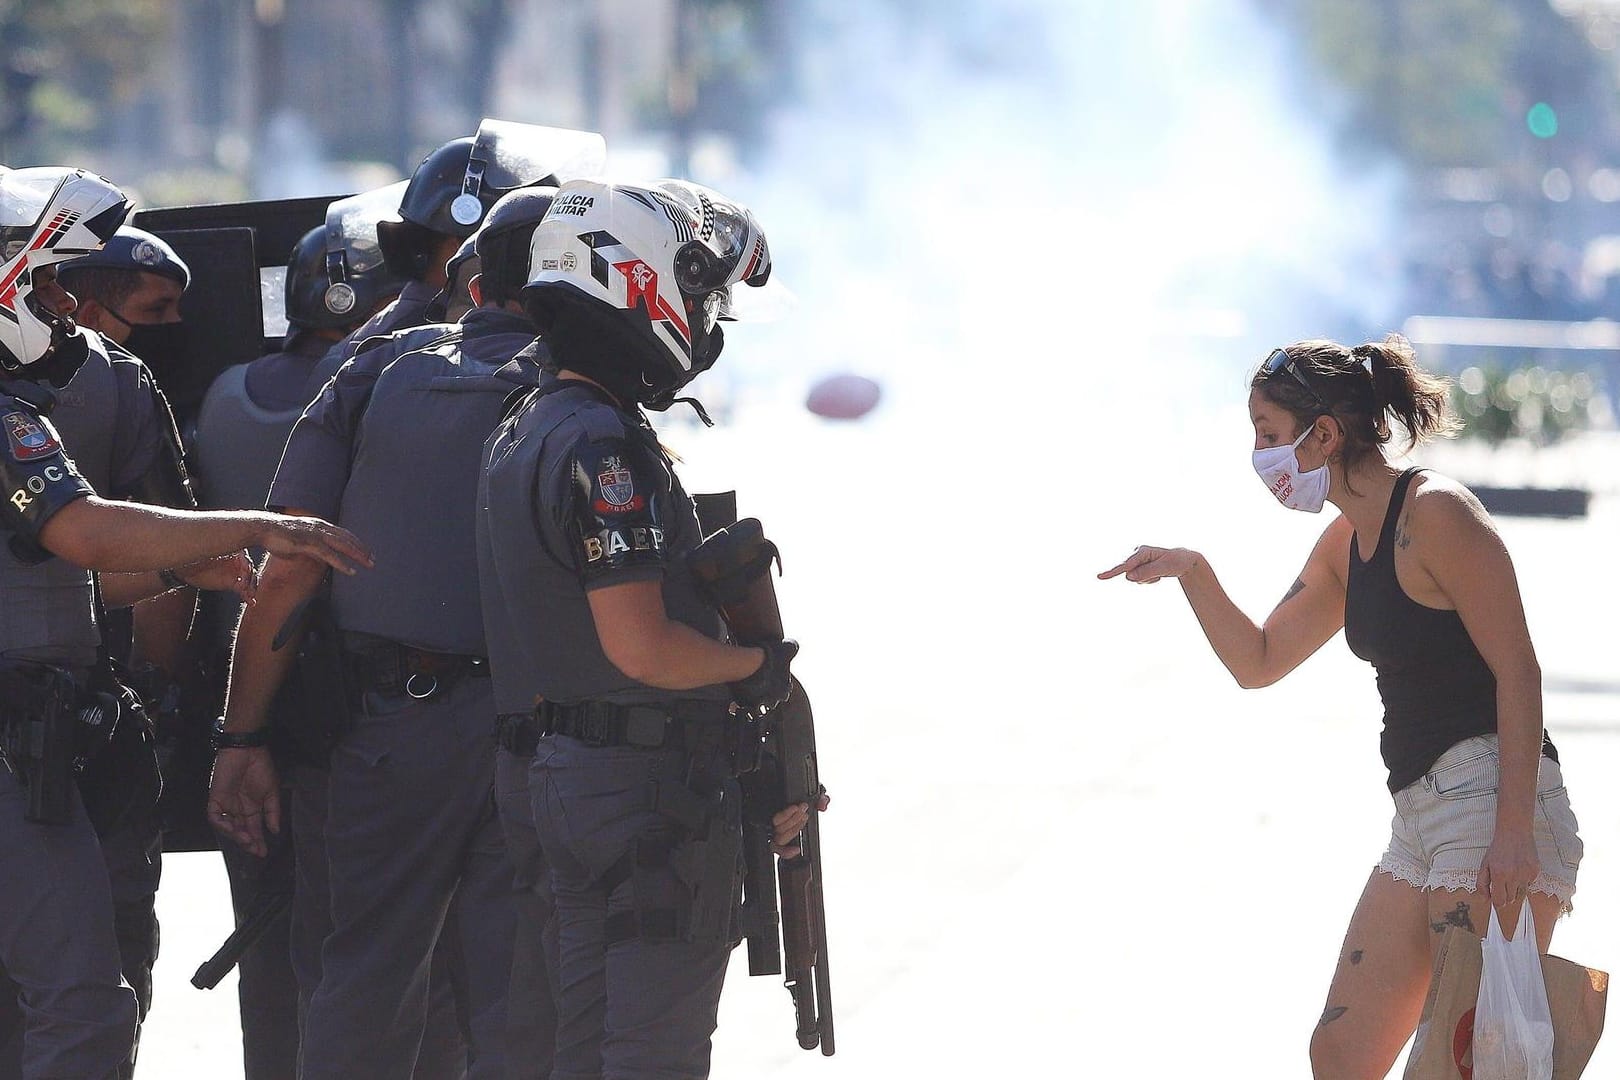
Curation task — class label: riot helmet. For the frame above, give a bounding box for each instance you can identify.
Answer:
[377,120,606,280]
[522,179,771,409]
[314,181,409,328]
[0,166,130,382]
[473,186,556,305]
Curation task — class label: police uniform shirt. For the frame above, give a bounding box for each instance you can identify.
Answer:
[269,307,538,655]
[49,335,176,500]
[478,379,726,709]
[0,380,98,665]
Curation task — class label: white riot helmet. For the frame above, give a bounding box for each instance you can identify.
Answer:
[522,178,770,408]
[0,167,130,380]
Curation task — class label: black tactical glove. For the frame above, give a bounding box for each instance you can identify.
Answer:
[729,638,799,713]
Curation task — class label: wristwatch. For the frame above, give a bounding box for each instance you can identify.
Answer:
[211,715,271,750]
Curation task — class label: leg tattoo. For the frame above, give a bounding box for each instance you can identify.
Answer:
[1430,902,1475,935]
[1319,1006,1348,1026]
[1349,950,1363,966]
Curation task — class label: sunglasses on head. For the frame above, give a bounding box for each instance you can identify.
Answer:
[1260,348,1332,414]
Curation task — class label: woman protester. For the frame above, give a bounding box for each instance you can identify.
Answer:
[1098,335,1583,1080]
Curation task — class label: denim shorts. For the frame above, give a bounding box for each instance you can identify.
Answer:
[1376,735,1583,913]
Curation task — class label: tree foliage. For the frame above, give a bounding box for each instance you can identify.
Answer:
[1263,0,1615,168]
[0,0,169,162]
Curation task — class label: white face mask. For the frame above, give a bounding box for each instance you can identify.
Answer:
[1252,424,1329,513]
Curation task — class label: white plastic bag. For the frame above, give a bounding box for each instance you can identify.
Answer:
[1472,901,1555,1080]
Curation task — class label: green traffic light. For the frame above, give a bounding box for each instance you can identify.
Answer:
[1527,102,1558,138]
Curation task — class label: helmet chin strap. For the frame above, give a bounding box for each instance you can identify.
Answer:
[642,385,714,426]
[32,326,91,389]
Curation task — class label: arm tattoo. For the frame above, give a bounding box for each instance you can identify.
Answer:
[1394,513,1413,551]
[1278,578,1306,606]
[1430,902,1475,935]
[1349,950,1363,966]
[1319,1006,1348,1026]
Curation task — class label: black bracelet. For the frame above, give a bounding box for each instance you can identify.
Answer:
[211,716,271,750]
[158,568,186,591]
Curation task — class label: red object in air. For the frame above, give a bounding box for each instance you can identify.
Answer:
[806,374,881,420]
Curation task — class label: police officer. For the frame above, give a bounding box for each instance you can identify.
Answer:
[196,210,474,1080]
[55,225,189,398]
[315,120,607,383]
[56,225,197,679]
[0,165,370,1080]
[478,179,805,1079]
[0,226,201,1080]
[189,217,404,1080]
[207,188,564,1080]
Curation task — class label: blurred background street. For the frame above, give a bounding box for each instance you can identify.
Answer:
[7,0,1620,1076]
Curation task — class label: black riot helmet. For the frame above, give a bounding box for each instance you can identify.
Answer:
[377,119,605,281]
[285,224,404,333]
[315,182,409,325]
[473,186,557,305]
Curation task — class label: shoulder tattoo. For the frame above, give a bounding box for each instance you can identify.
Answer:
[1394,511,1413,551]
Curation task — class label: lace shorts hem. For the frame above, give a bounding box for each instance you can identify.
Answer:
[1374,860,1576,916]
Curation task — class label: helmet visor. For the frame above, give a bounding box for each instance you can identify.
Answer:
[1,168,74,256]
[469,119,607,197]
[658,183,772,297]
[326,180,409,276]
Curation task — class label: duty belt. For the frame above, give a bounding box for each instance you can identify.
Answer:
[535,700,726,751]
[495,711,543,757]
[345,642,489,700]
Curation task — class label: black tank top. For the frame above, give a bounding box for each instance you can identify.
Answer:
[1344,468,1556,792]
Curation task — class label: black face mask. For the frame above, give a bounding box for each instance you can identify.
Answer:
[110,312,190,386]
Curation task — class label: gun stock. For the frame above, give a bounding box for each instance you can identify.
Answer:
[771,679,834,1054]
[688,500,834,1055]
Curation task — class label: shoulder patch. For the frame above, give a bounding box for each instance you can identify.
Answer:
[593,453,644,513]
[4,411,60,462]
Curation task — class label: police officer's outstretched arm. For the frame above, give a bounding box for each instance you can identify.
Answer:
[39,496,372,577]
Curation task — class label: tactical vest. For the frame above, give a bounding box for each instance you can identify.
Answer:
[327,312,536,654]
[192,362,309,513]
[0,349,119,668]
[476,382,724,710]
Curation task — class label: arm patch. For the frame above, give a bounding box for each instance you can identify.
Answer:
[1,408,95,552]
[567,435,670,585]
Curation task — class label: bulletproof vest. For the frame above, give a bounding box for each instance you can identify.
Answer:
[477,382,724,710]
[328,309,538,654]
[192,361,309,513]
[0,354,114,668]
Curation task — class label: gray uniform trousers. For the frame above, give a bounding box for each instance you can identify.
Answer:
[0,771,138,1079]
[96,804,161,1080]
[493,748,557,1080]
[298,675,515,1080]
[289,765,472,1080]
[0,803,156,1080]
[531,738,733,1080]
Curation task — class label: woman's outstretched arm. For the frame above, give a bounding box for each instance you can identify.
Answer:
[1099,517,1350,688]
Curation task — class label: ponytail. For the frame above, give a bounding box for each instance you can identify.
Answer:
[1351,334,1461,452]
